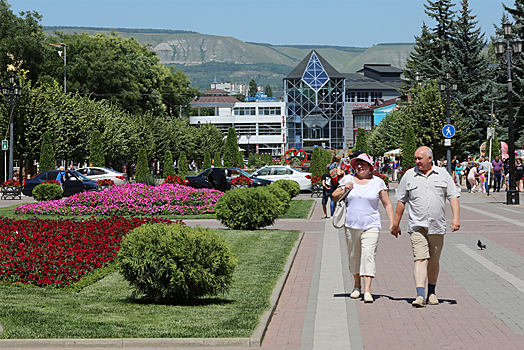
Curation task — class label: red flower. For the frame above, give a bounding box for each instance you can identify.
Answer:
[230,176,252,186]
[163,175,186,185]
[2,179,21,187]
[43,180,61,186]
[96,179,115,186]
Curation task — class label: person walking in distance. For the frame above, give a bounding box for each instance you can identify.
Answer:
[391,146,461,307]
[491,155,503,192]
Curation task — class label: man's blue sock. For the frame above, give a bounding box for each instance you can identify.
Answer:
[416,287,425,298]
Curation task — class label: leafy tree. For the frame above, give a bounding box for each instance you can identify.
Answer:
[163,150,175,177]
[89,130,105,167]
[214,151,222,167]
[223,127,239,167]
[264,85,273,97]
[233,93,245,102]
[39,132,55,172]
[0,1,46,83]
[203,152,212,170]
[402,126,417,169]
[367,110,405,157]
[198,123,224,159]
[354,128,369,154]
[42,31,197,117]
[178,151,189,177]
[248,78,258,97]
[135,149,149,181]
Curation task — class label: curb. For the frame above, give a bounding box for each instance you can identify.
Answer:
[0,232,306,348]
[307,199,317,220]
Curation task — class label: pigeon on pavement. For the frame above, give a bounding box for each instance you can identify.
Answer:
[478,239,486,250]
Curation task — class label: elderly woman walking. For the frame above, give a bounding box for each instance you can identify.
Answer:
[333,153,394,303]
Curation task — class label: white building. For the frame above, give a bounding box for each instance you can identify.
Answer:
[210,80,248,95]
[190,92,285,155]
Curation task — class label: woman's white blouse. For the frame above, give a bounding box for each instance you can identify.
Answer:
[338,175,387,230]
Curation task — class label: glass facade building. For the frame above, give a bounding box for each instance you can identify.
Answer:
[284,51,345,150]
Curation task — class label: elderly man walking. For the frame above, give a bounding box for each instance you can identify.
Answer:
[391,146,461,307]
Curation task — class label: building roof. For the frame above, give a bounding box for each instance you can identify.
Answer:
[343,73,399,90]
[203,89,230,95]
[356,64,403,74]
[286,50,345,80]
[190,95,240,107]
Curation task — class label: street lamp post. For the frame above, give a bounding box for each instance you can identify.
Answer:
[439,71,457,174]
[49,43,67,93]
[494,21,523,205]
[246,131,251,155]
[1,73,22,180]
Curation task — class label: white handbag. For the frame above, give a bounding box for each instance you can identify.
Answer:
[332,176,353,229]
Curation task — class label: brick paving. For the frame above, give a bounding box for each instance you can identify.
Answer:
[4,190,524,349]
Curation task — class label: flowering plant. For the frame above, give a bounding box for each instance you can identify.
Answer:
[311,175,322,185]
[15,183,223,216]
[43,180,61,186]
[2,179,21,187]
[230,175,252,186]
[372,171,389,185]
[0,216,176,287]
[96,179,115,186]
[116,176,126,181]
[163,174,186,185]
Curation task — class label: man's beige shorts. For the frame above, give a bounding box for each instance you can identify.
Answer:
[409,228,444,263]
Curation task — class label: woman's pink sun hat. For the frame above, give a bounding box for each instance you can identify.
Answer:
[350,153,374,170]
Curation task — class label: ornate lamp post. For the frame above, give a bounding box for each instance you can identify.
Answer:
[439,71,457,174]
[494,20,523,205]
[1,73,22,180]
[246,130,251,154]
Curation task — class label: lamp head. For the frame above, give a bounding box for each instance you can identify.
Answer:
[494,38,505,55]
[8,74,14,85]
[503,21,512,37]
[513,36,523,54]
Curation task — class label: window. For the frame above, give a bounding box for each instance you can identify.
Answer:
[256,168,271,176]
[357,92,369,102]
[302,52,329,92]
[345,92,356,102]
[233,107,256,116]
[371,92,383,102]
[355,115,372,129]
[258,107,281,115]
[273,167,288,175]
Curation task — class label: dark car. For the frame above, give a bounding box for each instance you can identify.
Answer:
[23,170,98,197]
[185,167,273,192]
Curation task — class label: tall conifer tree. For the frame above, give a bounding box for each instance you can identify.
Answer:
[223,127,239,167]
[39,132,55,172]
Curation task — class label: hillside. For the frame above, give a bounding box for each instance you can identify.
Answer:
[43,26,414,90]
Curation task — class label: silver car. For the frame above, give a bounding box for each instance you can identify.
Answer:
[75,167,128,185]
[251,165,312,190]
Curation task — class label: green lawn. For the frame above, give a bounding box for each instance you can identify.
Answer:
[0,199,314,220]
[0,229,300,339]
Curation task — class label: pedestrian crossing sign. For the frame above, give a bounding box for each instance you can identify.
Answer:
[442,125,455,138]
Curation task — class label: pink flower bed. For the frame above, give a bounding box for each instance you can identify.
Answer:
[15,183,223,216]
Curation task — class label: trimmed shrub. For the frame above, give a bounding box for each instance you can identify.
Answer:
[216,187,281,229]
[354,127,369,154]
[39,132,55,173]
[89,130,105,167]
[272,179,300,198]
[164,150,175,177]
[214,151,222,167]
[135,149,150,182]
[203,152,212,170]
[178,151,189,177]
[223,127,239,167]
[309,147,324,177]
[118,223,236,300]
[265,185,290,216]
[32,183,62,201]
[237,151,244,168]
[248,153,256,168]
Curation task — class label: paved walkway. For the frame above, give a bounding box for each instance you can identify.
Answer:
[3,189,524,349]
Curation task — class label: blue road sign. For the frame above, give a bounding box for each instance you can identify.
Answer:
[442,124,455,138]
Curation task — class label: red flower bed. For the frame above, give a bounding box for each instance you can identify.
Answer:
[96,178,115,186]
[230,175,252,186]
[0,216,177,287]
[43,179,61,186]
[163,175,186,185]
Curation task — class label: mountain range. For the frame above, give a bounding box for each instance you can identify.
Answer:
[44,27,414,91]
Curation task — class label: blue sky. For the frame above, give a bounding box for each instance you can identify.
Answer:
[12,0,506,47]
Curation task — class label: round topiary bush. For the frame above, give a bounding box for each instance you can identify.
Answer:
[272,179,300,198]
[215,187,281,230]
[118,223,236,300]
[265,185,290,216]
[32,183,63,201]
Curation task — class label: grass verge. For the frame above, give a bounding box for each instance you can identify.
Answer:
[0,200,314,220]
[0,229,300,339]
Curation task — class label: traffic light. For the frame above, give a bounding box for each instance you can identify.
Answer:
[1,140,7,151]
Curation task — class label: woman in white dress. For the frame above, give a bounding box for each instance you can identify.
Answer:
[333,153,394,303]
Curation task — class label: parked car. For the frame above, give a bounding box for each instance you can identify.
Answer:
[23,170,98,197]
[251,165,312,190]
[75,167,128,185]
[185,167,273,192]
